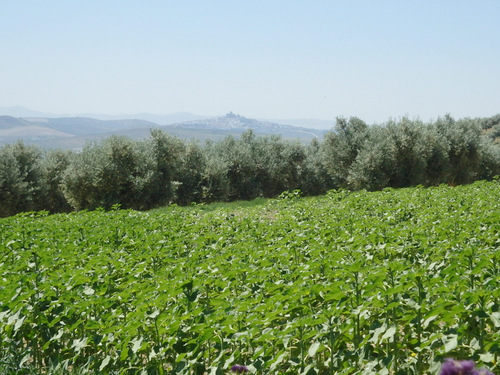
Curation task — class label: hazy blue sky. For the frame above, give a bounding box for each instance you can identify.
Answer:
[1,1,499,123]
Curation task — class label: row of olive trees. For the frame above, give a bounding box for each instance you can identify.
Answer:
[323,114,500,191]
[0,129,324,215]
[1,114,499,216]
[0,142,72,217]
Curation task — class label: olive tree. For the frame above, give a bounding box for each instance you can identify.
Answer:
[0,141,43,216]
[62,136,155,210]
[321,117,368,188]
[434,115,482,184]
[174,140,205,205]
[39,149,73,213]
[346,125,396,191]
[143,129,186,207]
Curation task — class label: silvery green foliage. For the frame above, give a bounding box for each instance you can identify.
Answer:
[1,113,499,216]
[39,149,73,213]
[325,115,496,191]
[478,113,500,132]
[62,135,158,210]
[433,115,482,184]
[384,117,434,187]
[478,137,500,179]
[202,130,309,202]
[144,129,186,207]
[321,116,369,189]
[201,138,233,202]
[419,122,451,185]
[0,141,43,216]
[0,146,28,216]
[175,140,205,205]
[343,117,448,190]
[346,124,396,191]
[297,138,332,196]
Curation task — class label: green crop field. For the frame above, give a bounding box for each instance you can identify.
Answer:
[1,181,499,375]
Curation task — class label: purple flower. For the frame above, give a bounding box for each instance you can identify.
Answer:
[461,360,478,373]
[231,364,249,373]
[439,358,494,375]
[477,370,495,375]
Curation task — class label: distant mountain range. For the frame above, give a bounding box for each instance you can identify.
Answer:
[0,106,210,125]
[172,112,327,136]
[0,109,330,150]
[0,106,335,128]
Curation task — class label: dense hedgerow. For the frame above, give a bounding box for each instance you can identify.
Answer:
[0,114,499,216]
[0,181,498,374]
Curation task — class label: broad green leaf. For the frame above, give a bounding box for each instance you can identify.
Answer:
[131,336,143,353]
[270,352,286,371]
[120,347,129,361]
[14,315,25,332]
[308,342,321,357]
[443,334,458,353]
[423,315,437,329]
[370,324,387,343]
[489,312,500,328]
[300,364,316,375]
[71,337,88,353]
[479,352,495,363]
[99,355,111,371]
[381,326,397,341]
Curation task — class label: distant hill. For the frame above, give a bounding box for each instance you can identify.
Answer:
[169,112,327,139]
[0,107,212,125]
[263,118,335,130]
[0,116,155,149]
[25,117,156,136]
[0,116,75,145]
[79,112,211,125]
[0,113,327,150]
[0,116,33,129]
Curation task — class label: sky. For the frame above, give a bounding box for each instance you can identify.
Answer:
[1,1,499,124]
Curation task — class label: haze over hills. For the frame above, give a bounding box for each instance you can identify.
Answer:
[174,112,327,135]
[0,106,335,129]
[0,106,58,118]
[0,109,329,150]
[24,117,157,136]
[0,106,212,126]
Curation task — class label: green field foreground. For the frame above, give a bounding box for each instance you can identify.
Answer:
[1,181,499,374]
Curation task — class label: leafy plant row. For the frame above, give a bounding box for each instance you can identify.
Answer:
[0,180,499,374]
